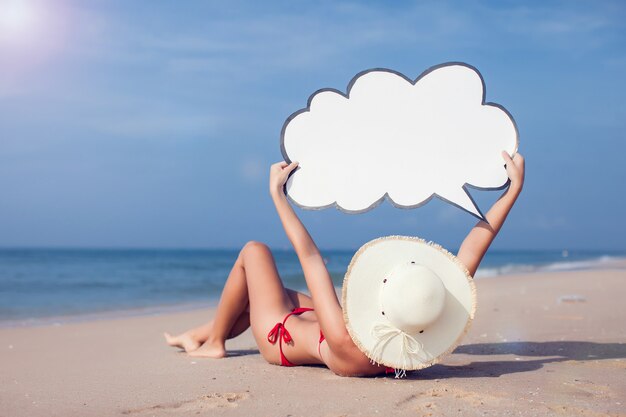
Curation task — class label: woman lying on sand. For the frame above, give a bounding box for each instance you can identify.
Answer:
[165,151,524,377]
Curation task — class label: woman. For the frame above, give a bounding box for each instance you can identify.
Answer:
[165,151,525,377]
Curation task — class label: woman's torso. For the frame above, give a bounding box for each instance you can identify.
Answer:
[259,310,385,376]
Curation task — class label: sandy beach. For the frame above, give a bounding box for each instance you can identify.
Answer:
[1,267,625,417]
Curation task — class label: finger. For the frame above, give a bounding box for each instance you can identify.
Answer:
[501,150,513,164]
[279,161,289,168]
[285,161,299,173]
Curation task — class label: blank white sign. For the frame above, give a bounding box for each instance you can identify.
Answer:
[280,62,518,220]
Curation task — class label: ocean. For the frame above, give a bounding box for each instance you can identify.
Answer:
[0,248,623,325]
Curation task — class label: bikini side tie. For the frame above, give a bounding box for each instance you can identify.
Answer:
[267,307,314,366]
[267,323,293,344]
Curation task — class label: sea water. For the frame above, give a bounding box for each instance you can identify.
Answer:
[0,248,623,325]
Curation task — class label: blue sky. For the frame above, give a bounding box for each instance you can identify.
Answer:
[1,0,625,250]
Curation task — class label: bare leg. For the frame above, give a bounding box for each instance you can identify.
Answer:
[164,312,250,353]
[164,287,312,351]
[165,241,312,359]
[188,250,257,357]
[164,247,251,357]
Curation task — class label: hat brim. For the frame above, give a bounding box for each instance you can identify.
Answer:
[342,235,477,371]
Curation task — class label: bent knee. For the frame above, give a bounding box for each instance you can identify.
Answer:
[242,240,271,257]
[243,240,269,251]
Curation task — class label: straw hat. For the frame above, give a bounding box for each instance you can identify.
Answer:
[342,236,476,376]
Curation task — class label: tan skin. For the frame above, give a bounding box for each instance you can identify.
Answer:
[165,151,525,377]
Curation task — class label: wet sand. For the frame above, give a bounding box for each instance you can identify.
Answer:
[1,268,625,416]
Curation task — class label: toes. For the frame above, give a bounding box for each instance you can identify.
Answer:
[164,332,202,353]
[163,332,179,347]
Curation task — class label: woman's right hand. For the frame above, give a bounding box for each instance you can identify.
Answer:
[269,161,299,197]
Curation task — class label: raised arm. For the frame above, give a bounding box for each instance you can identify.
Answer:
[457,152,525,276]
[269,162,347,343]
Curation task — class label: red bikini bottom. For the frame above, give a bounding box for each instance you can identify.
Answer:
[267,307,395,374]
[267,307,319,367]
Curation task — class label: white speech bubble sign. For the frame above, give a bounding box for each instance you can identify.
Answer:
[280,62,519,220]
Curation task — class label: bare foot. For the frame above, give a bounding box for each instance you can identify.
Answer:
[188,338,226,358]
[163,331,201,353]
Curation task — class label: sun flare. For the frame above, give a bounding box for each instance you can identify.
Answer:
[0,0,38,40]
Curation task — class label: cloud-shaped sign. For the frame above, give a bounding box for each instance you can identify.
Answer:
[280,62,518,220]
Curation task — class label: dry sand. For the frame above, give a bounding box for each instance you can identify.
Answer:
[1,268,625,417]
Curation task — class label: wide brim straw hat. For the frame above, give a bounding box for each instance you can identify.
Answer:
[342,236,476,376]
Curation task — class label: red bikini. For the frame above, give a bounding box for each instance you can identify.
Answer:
[267,307,322,366]
[267,307,395,375]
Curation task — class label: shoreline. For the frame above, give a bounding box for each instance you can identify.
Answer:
[473,254,626,278]
[0,300,215,329]
[0,257,626,329]
[3,258,626,329]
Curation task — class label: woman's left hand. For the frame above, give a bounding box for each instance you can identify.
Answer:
[502,151,524,193]
[269,161,299,196]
